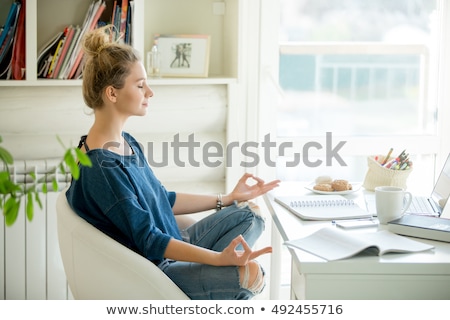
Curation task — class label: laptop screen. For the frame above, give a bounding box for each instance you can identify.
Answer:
[431,153,450,211]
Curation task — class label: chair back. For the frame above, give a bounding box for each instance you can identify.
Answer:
[56,190,189,300]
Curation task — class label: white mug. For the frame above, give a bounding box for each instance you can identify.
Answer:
[375,186,412,224]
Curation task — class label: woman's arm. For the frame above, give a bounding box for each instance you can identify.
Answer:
[171,173,280,215]
[171,193,229,215]
[164,235,272,266]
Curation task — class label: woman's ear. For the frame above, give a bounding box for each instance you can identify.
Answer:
[105,85,118,102]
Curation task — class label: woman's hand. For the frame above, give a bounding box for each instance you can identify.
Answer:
[224,173,280,205]
[218,235,272,266]
[164,236,271,267]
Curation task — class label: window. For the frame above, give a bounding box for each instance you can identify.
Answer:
[270,0,444,193]
[254,0,450,299]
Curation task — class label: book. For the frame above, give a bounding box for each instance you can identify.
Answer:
[284,227,435,261]
[119,0,128,43]
[0,2,21,79]
[58,27,81,79]
[10,0,26,80]
[388,214,450,243]
[111,0,120,41]
[52,25,75,79]
[0,2,21,64]
[126,0,134,44]
[46,35,65,78]
[0,45,12,79]
[275,195,372,220]
[0,2,19,52]
[37,31,64,78]
[66,0,106,79]
[111,0,118,30]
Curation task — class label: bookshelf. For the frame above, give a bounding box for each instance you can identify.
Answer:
[0,0,246,192]
[0,0,240,86]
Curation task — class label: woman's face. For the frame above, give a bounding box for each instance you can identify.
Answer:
[114,61,153,117]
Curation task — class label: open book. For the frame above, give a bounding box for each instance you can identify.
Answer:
[284,227,434,261]
[275,195,371,220]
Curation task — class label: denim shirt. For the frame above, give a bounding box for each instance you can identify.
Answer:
[66,132,182,264]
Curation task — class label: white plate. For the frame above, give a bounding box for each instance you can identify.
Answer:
[305,182,361,195]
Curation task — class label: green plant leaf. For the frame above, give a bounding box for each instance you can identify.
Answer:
[75,147,92,168]
[29,172,36,181]
[4,196,20,226]
[0,172,21,194]
[26,192,34,221]
[56,135,67,149]
[0,146,14,165]
[34,192,42,209]
[64,150,79,180]
[52,177,59,192]
[0,171,11,194]
[59,163,66,174]
[1,136,93,226]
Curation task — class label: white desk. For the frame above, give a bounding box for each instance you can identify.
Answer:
[264,181,450,300]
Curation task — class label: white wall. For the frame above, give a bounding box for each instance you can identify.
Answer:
[0,82,242,299]
[0,84,229,190]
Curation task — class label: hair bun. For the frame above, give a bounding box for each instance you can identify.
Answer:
[96,43,109,54]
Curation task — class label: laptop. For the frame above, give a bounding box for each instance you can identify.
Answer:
[406,153,450,217]
[441,198,450,219]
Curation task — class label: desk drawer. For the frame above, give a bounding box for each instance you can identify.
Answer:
[292,268,450,300]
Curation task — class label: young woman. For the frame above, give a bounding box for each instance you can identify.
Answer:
[66,25,280,300]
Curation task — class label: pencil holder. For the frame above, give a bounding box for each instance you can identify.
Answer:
[362,155,412,191]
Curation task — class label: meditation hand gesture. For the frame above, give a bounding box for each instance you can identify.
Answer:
[219,235,272,266]
[227,173,280,204]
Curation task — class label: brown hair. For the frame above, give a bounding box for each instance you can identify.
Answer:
[81,25,140,110]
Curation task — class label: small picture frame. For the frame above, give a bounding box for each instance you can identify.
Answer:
[155,34,211,78]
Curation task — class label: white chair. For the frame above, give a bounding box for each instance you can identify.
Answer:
[56,190,190,300]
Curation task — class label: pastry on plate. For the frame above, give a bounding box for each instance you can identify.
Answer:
[315,175,333,184]
[331,179,352,191]
[313,183,334,192]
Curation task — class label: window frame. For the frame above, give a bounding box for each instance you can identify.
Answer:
[256,0,450,188]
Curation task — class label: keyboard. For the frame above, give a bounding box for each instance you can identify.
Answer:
[407,196,437,215]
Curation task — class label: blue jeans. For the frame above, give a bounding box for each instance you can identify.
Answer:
[158,202,266,300]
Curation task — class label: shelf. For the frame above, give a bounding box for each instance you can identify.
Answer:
[0,77,236,87]
[0,79,83,87]
[0,0,240,83]
[147,77,237,85]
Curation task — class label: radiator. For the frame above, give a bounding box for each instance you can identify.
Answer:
[1,159,72,300]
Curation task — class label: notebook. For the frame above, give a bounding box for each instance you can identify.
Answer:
[406,153,450,216]
[275,195,372,221]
